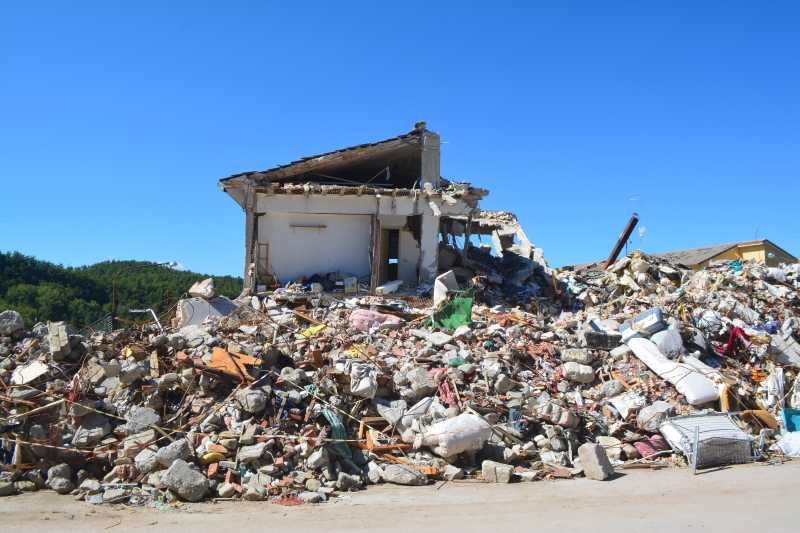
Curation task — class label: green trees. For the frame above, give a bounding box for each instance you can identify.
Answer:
[0,252,243,327]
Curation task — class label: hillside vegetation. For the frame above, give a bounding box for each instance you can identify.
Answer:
[0,252,243,327]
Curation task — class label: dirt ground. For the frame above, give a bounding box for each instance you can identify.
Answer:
[1,461,796,532]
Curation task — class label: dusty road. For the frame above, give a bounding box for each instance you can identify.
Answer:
[1,462,796,532]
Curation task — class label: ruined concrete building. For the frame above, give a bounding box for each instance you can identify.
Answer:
[219,122,535,292]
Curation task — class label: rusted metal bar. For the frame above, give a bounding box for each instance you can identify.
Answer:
[604,213,639,268]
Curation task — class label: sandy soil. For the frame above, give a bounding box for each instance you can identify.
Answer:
[1,462,796,532]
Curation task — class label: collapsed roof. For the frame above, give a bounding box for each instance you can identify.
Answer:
[219,122,488,208]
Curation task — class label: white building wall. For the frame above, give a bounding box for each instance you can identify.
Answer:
[255,193,472,285]
[259,212,371,282]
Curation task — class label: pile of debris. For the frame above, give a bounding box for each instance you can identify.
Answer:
[1,252,799,505]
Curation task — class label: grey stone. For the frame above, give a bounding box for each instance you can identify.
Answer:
[242,483,265,501]
[298,491,325,503]
[156,438,191,468]
[79,478,101,493]
[365,461,383,484]
[481,460,513,483]
[561,362,595,384]
[443,465,464,481]
[306,448,329,470]
[237,442,267,463]
[14,480,37,492]
[335,472,362,491]
[0,481,17,496]
[217,482,236,498]
[119,361,147,385]
[636,401,673,432]
[125,406,161,435]
[47,321,71,359]
[382,464,427,486]
[561,348,594,365]
[237,388,267,414]
[578,443,615,481]
[134,447,160,474]
[494,374,512,394]
[406,367,436,397]
[50,477,75,494]
[0,310,24,336]
[305,478,322,491]
[162,459,209,502]
[47,463,72,484]
[428,331,453,347]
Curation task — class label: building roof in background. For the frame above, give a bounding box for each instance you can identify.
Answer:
[650,243,738,266]
[651,239,796,266]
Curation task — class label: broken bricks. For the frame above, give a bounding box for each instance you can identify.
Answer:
[1,250,799,507]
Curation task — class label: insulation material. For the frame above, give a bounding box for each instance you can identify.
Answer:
[626,336,719,405]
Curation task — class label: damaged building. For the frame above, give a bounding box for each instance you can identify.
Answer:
[219,122,541,293]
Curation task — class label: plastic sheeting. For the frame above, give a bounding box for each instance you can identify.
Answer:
[418,413,493,458]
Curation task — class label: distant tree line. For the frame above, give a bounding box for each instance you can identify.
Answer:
[0,252,243,327]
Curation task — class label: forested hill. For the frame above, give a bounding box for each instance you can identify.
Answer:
[0,252,243,327]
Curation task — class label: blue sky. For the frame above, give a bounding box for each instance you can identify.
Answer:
[1,1,798,276]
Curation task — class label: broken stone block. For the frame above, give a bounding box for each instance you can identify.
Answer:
[79,478,101,493]
[335,472,362,491]
[494,373,512,394]
[72,413,111,447]
[125,406,161,435]
[562,362,594,384]
[578,443,615,481]
[119,360,147,385]
[406,367,436,397]
[482,460,513,483]
[14,480,37,492]
[47,463,75,494]
[443,464,464,481]
[0,310,24,336]
[596,436,623,461]
[636,401,673,432]
[298,491,325,503]
[188,278,215,299]
[237,388,267,414]
[306,448,329,470]
[237,442,267,463]
[47,321,71,359]
[162,459,209,502]
[561,348,594,365]
[134,447,160,474]
[217,482,236,498]
[0,481,17,497]
[382,464,427,486]
[156,438,191,468]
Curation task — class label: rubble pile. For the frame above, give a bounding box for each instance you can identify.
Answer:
[1,252,800,505]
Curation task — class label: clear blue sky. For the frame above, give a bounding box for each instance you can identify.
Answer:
[2,1,798,276]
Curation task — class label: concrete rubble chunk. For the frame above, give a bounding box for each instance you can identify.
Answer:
[1,241,798,504]
[382,464,427,486]
[162,459,209,502]
[125,406,161,435]
[188,277,215,299]
[72,413,112,447]
[482,460,513,483]
[156,438,191,468]
[0,310,25,336]
[578,443,615,481]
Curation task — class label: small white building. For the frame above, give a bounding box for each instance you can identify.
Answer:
[220,122,532,293]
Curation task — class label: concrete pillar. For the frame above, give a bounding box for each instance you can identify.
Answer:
[418,210,439,285]
[420,129,440,189]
